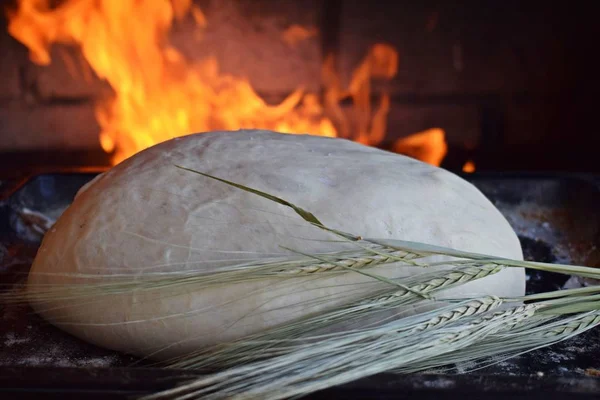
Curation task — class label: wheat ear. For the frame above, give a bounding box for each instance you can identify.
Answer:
[167,263,505,370]
[141,298,531,400]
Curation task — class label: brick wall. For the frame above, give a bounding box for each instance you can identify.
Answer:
[0,0,596,171]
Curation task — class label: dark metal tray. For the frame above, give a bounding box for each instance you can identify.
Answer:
[0,171,599,399]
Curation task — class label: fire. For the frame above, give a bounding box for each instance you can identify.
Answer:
[462,160,476,173]
[6,0,447,166]
[282,25,318,48]
[393,128,447,167]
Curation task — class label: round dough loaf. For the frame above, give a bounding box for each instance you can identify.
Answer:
[29,130,525,359]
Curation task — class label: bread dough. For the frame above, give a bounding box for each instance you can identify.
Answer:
[28,130,525,359]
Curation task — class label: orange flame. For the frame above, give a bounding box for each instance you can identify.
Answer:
[393,128,448,166]
[462,160,476,173]
[282,24,318,48]
[7,0,447,166]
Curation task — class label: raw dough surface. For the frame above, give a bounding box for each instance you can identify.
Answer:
[29,130,525,359]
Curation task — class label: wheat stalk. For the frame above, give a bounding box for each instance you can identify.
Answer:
[5,167,599,400]
[176,167,600,282]
[165,263,505,369]
[271,248,420,275]
[146,305,600,400]
[136,169,600,399]
[2,245,424,307]
[543,312,600,337]
[142,299,539,400]
[402,309,600,375]
[147,300,600,400]
[367,263,504,304]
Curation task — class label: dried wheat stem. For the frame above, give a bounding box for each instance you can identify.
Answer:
[252,305,540,400]
[362,263,504,306]
[475,303,538,331]
[173,302,532,400]
[10,248,422,306]
[187,296,502,370]
[543,312,600,338]
[272,249,420,275]
[147,297,507,399]
[413,295,503,332]
[167,265,505,370]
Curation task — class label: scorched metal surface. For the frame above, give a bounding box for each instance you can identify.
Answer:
[0,171,599,399]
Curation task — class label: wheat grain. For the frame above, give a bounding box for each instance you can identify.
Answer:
[367,263,504,305]
[398,309,600,375]
[270,248,420,275]
[543,311,600,338]
[134,170,600,398]
[2,246,424,307]
[143,297,533,400]
[166,264,505,370]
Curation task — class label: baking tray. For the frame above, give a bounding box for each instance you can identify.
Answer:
[0,171,599,399]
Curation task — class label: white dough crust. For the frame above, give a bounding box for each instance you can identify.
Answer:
[29,130,525,359]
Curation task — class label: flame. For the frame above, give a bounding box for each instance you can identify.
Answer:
[7,0,447,166]
[462,160,476,173]
[282,24,317,48]
[393,128,448,166]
